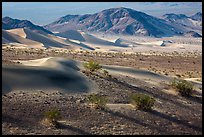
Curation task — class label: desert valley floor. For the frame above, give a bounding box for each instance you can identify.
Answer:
[2,38,202,135]
[2,3,203,135]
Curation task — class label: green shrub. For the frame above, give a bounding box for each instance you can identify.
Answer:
[130,93,155,110]
[171,78,193,96]
[43,108,61,126]
[83,60,102,72]
[103,69,112,78]
[87,94,107,109]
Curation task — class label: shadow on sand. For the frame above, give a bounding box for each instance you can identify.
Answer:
[101,108,169,134]
[148,109,202,132]
[57,122,92,135]
[106,76,202,111]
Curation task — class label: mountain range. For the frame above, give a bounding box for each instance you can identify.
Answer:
[2,7,202,38]
[2,16,53,35]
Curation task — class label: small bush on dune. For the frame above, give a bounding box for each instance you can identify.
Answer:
[83,60,102,72]
[130,93,155,110]
[171,78,193,96]
[87,94,107,109]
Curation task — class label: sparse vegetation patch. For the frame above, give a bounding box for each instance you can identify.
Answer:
[171,78,193,96]
[83,60,102,72]
[130,93,155,110]
[87,94,107,109]
[42,108,61,127]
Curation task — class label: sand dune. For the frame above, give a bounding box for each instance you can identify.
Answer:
[2,58,91,95]
[7,28,27,38]
[3,57,169,95]
[19,57,81,71]
[56,30,86,41]
[2,29,44,48]
[102,65,171,83]
[3,28,201,53]
[14,28,72,48]
[4,28,96,50]
[81,33,129,48]
[2,37,11,44]
[102,64,202,93]
[56,30,129,48]
[56,30,115,46]
[2,57,202,95]
[5,28,75,48]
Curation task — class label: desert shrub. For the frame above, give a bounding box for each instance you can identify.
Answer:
[175,74,181,78]
[43,108,61,127]
[130,93,155,110]
[103,69,112,78]
[171,78,193,96]
[83,60,102,72]
[87,94,107,109]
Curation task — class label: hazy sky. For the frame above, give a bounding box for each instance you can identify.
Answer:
[2,2,202,26]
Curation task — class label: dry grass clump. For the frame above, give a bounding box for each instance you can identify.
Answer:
[87,94,107,109]
[171,78,193,96]
[83,60,102,72]
[130,93,155,110]
[42,108,61,128]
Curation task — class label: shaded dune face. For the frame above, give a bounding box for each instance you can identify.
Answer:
[2,59,90,95]
[103,65,171,82]
[23,29,68,48]
[56,30,129,47]
[56,30,86,42]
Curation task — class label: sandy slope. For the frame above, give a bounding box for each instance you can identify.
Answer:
[102,65,171,84]
[2,57,202,95]
[56,30,129,49]
[5,28,74,48]
[14,28,72,48]
[103,64,202,91]
[7,28,27,38]
[2,57,91,95]
[4,28,96,50]
[3,28,202,53]
[2,30,44,48]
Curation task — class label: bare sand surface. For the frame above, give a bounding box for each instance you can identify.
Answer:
[2,30,44,48]
[2,58,93,95]
[3,28,202,54]
[2,57,202,96]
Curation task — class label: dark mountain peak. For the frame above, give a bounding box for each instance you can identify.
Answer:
[3,16,14,21]
[191,12,202,21]
[57,15,79,23]
[195,12,202,16]
[2,16,21,24]
[163,13,188,20]
[100,7,140,15]
[2,16,53,34]
[45,7,201,37]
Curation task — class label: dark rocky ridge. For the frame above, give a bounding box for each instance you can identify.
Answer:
[2,17,53,35]
[44,7,187,37]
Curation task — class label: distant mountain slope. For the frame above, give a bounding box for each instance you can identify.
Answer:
[44,7,187,37]
[162,13,202,34]
[190,12,202,21]
[2,17,53,35]
[182,31,202,38]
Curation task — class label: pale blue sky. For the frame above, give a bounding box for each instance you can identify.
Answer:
[2,2,202,25]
